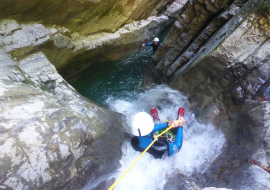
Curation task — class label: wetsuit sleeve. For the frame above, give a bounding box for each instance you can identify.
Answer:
[174,127,183,147]
[168,127,183,156]
[144,42,154,46]
[152,123,168,132]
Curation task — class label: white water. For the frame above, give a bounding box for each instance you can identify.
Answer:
[84,85,226,190]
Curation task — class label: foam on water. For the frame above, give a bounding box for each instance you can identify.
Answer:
[84,85,226,190]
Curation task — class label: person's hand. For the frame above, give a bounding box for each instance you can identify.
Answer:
[168,120,179,128]
[142,44,145,47]
[172,120,180,128]
[177,117,185,127]
[168,117,185,128]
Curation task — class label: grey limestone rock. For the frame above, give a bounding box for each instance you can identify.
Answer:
[228,164,270,190]
[0,50,128,190]
[163,173,201,190]
[0,19,21,35]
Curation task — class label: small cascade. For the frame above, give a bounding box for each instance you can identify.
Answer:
[84,85,226,190]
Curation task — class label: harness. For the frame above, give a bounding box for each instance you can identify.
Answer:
[154,129,176,143]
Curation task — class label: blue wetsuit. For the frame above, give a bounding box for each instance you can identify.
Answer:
[145,42,161,52]
[137,123,183,156]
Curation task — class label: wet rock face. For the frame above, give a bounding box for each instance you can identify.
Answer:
[163,171,235,190]
[153,0,237,72]
[226,101,270,159]
[0,50,128,190]
[164,173,201,190]
[167,1,270,117]
[228,164,270,190]
[0,0,172,35]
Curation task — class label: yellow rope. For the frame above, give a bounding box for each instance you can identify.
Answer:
[108,123,175,190]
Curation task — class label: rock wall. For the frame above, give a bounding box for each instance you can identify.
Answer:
[153,0,237,74]
[142,0,270,189]
[163,171,234,190]
[228,164,270,190]
[0,0,172,35]
[0,50,128,190]
[166,0,270,134]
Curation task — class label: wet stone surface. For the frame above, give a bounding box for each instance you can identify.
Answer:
[0,50,127,190]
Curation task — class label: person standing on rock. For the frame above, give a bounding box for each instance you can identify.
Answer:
[142,37,161,53]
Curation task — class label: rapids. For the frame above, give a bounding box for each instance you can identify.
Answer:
[82,85,226,190]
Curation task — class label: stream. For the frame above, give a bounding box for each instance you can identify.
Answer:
[71,30,226,190]
[71,47,153,105]
[71,22,173,105]
[79,85,225,190]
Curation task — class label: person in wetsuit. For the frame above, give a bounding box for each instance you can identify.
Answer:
[131,107,185,159]
[142,37,161,53]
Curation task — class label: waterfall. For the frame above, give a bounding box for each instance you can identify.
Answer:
[95,85,226,190]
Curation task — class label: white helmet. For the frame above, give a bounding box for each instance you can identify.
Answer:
[154,38,159,42]
[131,112,154,136]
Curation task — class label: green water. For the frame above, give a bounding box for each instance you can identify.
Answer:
[71,25,172,105]
[71,49,152,105]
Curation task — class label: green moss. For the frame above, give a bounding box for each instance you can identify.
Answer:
[14,65,35,86]
[14,65,52,93]
[40,84,50,92]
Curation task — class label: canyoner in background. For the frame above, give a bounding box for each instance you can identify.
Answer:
[142,37,161,53]
[131,107,185,159]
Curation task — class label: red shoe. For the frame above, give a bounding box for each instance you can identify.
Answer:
[178,107,185,118]
[150,107,160,121]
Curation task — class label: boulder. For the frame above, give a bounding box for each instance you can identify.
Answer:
[0,50,128,189]
[164,173,201,190]
[226,100,270,158]
[228,164,270,190]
